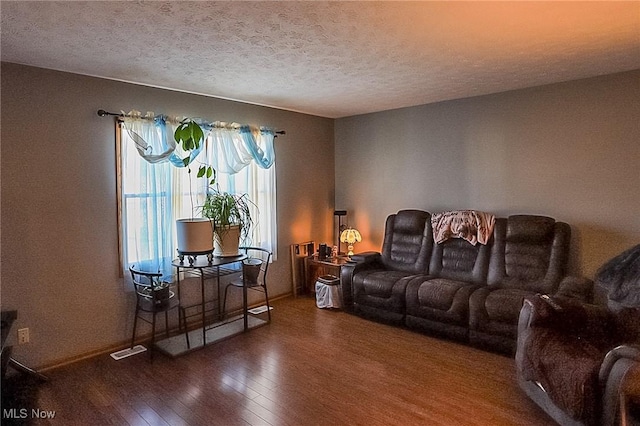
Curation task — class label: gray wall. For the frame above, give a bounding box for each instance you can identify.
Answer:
[1,63,335,368]
[335,70,640,277]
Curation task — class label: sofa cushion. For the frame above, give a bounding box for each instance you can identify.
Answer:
[353,269,413,314]
[354,270,407,297]
[417,278,462,310]
[484,288,531,323]
[504,243,552,283]
[487,216,570,294]
[405,276,478,326]
[429,237,491,284]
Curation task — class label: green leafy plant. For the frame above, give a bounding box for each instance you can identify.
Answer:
[174,118,215,184]
[201,189,254,241]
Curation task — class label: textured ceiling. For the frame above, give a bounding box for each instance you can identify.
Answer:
[2,1,639,118]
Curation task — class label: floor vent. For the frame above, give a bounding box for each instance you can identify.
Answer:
[248,305,273,315]
[110,345,147,360]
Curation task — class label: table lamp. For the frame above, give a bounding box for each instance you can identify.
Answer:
[340,228,362,256]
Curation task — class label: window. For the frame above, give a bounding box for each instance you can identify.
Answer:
[117,116,277,281]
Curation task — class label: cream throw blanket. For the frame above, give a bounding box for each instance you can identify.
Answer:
[431,210,496,245]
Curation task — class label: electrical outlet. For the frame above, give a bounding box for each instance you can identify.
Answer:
[17,328,29,344]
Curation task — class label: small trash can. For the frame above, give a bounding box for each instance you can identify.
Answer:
[315,274,342,309]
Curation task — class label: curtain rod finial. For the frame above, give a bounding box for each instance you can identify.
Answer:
[97,109,121,117]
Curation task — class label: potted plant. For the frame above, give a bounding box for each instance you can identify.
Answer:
[201,188,254,257]
[173,119,217,256]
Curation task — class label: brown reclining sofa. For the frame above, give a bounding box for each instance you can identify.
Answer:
[340,209,593,355]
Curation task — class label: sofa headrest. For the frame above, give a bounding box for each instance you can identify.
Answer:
[381,210,432,274]
[506,215,556,243]
[392,209,431,233]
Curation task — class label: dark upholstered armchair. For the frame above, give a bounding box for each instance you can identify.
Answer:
[468,215,588,354]
[516,295,639,425]
[340,209,433,324]
[516,244,640,426]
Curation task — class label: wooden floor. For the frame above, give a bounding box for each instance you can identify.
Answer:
[33,297,555,425]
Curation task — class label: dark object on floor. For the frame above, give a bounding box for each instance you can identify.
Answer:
[1,373,42,425]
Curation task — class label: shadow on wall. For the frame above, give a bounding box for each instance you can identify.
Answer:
[570,223,639,279]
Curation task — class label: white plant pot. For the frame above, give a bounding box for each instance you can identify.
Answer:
[176,218,214,253]
[214,224,241,257]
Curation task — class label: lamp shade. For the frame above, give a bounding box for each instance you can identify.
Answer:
[340,228,362,244]
[340,228,362,256]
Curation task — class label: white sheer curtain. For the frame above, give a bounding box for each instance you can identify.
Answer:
[207,123,275,173]
[120,116,178,281]
[205,124,277,255]
[119,113,277,283]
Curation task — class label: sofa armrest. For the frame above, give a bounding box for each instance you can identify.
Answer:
[554,275,594,302]
[349,251,382,265]
[340,252,382,311]
[599,344,640,426]
[599,344,640,383]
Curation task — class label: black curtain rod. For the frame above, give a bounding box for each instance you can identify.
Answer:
[97,109,286,135]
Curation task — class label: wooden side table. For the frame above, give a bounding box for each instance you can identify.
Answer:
[303,255,349,294]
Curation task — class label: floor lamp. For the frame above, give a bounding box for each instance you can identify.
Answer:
[334,210,347,254]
